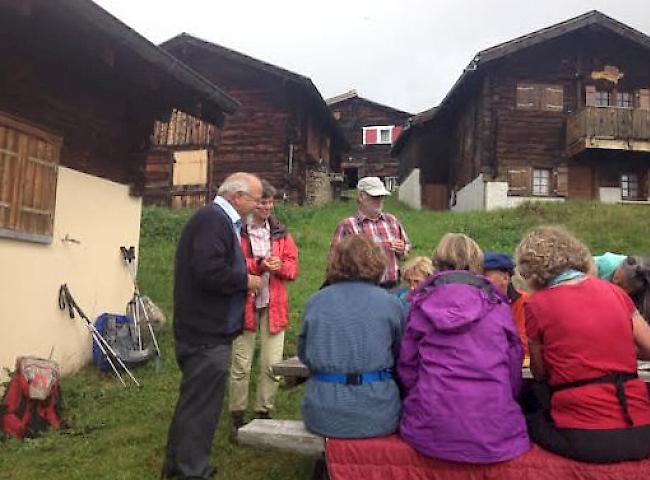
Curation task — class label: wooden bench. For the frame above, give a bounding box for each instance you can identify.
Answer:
[237,419,324,456]
[273,356,650,382]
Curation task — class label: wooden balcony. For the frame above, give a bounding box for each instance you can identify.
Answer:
[566,107,650,157]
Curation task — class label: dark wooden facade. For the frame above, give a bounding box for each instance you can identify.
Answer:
[327,91,411,189]
[394,11,650,209]
[155,34,348,204]
[0,0,235,241]
[145,110,223,208]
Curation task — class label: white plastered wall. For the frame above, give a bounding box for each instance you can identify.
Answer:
[398,168,421,210]
[0,167,142,384]
[451,174,565,212]
[451,174,486,212]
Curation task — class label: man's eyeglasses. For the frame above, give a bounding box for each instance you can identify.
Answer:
[238,191,262,203]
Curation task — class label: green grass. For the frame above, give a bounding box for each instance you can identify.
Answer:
[1,199,649,479]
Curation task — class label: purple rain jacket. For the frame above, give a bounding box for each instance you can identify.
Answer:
[397,270,530,464]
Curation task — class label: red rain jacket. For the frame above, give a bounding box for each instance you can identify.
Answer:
[240,217,299,334]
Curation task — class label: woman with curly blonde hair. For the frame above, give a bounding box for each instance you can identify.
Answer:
[298,235,404,438]
[516,226,650,463]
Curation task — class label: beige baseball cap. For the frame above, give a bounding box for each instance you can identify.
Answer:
[357,176,391,196]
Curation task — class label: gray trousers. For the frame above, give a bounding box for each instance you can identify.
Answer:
[163,340,232,479]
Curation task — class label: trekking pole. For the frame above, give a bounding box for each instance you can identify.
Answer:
[136,293,161,358]
[59,285,126,387]
[121,246,161,359]
[121,247,143,350]
[58,284,140,387]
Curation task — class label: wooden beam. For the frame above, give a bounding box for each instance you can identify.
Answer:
[271,356,309,378]
[237,420,324,456]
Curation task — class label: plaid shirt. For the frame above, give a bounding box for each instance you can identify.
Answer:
[331,211,411,285]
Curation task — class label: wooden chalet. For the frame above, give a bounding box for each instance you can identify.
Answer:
[0,0,236,378]
[393,11,650,210]
[326,90,411,190]
[152,34,349,205]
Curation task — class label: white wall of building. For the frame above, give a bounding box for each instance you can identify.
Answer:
[0,167,142,384]
[505,196,565,208]
[485,181,509,211]
[398,168,421,210]
[599,187,622,204]
[451,174,486,212]
[452,174,566,212]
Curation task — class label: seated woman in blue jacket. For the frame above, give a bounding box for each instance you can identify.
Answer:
[298,234,405,438]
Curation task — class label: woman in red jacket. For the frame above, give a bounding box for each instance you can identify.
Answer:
[229,180,299,436]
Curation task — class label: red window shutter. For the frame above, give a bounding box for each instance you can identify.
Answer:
[365,129,377,144]
[392,126,403,143]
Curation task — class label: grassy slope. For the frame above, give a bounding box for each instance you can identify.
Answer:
[0,199,649,479]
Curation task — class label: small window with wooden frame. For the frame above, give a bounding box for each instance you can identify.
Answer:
[595,90,611,107]
[616,92,633,109]
[516,83,564,112]
[532,168,551,196]
[0,112,62,243]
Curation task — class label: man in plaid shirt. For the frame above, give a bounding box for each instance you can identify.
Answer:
[330,177,411,289]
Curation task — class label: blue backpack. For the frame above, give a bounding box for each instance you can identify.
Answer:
[92,313,152,372]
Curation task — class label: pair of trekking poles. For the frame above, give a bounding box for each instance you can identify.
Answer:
[58,283,140,387]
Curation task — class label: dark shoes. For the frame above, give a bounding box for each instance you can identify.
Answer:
[230,410,247,443]
[229,411,272,443]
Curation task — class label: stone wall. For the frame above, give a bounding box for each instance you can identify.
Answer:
[305,170,333,206]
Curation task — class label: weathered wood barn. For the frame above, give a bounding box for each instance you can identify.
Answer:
[326,90,411,190]
[393,11,650,210]
[0,0,236,379]
[152,34,349,205]
[145,110,225,208]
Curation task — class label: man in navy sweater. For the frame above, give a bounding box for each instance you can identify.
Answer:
[163,172,263,479]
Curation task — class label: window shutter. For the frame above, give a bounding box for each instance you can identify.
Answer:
[507,167,532,196]
[585,85,597,107]
[392,126,403,143]
[639,89,650,111]
[554,166,568,197]
[364,128,377,145]
[542,86,564,112]
[17,136,59,237]
[0,126,20,230]
[516,84,539,110]
[0,112,61,241]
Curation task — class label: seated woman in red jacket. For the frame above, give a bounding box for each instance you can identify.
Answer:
[516,226,650,463]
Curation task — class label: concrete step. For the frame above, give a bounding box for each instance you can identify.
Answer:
[237,419,324,456]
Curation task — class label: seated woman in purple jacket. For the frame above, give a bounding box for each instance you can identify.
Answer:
[398,233,530,463]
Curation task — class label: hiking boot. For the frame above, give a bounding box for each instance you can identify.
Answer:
[254,410,272,420]
[230,410,246,443]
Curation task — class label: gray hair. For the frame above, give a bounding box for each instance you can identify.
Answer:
[217,172,255,196]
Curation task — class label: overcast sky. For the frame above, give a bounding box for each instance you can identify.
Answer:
[96,0,650,114]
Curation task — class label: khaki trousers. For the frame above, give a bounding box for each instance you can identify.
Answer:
[229,307,285,413]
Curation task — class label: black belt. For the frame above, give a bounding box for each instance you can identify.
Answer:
[379,281,398,290]
[550,372,638,427]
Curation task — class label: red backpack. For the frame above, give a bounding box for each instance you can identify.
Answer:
[2,356,62,440]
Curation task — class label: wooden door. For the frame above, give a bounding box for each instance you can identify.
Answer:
[568,165,594,200]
